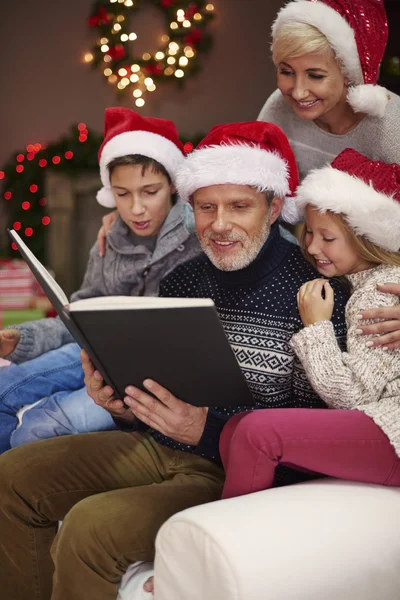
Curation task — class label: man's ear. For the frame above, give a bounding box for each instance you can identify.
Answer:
[170,183,177,195]
[269,196,284,224]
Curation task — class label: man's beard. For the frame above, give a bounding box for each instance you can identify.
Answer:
[198,219,272,271]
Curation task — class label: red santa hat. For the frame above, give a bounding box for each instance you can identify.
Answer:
[272,0,389,118]
[176,121,299,221]
[294,148,400,252]
[97,107,185,208]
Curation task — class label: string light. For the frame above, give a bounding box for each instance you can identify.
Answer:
[1,126,92,249]
[84,1,216,106]
[83,53,94,63]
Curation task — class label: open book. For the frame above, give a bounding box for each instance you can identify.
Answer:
[8,229,254,408]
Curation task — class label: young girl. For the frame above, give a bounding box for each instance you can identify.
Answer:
[0,108,200,452]
[220,148,400,499]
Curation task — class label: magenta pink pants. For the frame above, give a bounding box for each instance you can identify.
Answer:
[220,408,400,499]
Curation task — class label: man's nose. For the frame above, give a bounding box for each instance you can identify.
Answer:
[210,209,233,233]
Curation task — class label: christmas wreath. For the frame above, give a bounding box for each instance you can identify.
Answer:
[85,0,216,106]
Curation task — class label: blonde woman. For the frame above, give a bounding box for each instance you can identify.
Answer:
[258,0,400,189]
[220,149,400,499]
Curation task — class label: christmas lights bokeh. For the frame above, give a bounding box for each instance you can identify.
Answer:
[1,124,102,262]
[85,0,216,106]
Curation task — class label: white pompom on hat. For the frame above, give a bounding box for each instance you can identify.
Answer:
[97,108,185,208]
[272,0,390,118]
[293,148,400,252]
[176,121,300,222]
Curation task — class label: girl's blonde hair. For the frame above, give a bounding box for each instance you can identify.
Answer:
[300,208,400,269]
[272,22,333,66]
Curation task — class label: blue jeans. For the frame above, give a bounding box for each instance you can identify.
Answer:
[0,343,115,453]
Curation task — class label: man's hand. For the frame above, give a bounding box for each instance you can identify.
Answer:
[124,380,208,446]
[297,279,334,327]
[0,329,20,358]
[97,210,118,257]
[81,349,134,423]
[356,283,400,350]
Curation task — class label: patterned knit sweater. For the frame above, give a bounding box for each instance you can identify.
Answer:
[291,264,400,456]
[137,223,348,469]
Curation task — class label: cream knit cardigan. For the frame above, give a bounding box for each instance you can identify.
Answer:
[291,264,400,456]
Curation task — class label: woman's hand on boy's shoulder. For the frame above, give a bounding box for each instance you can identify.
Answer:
[356,283,400,350]
[97,210,118,257]
[0,328,20,358]
[81,349,134,422]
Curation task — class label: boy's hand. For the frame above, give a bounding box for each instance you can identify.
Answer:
[124,380,208,446]
[81,349,134,423]
[356,283,400,350]
[97,210,118,257]
[297,279,334,327]
[0,329,20,357]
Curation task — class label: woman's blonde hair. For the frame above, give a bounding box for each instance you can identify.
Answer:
[272,22,333,66]
[300,208,400,269]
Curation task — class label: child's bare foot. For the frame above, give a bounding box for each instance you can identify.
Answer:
[143,576,155,595]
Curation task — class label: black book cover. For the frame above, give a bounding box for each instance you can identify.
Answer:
[8,229,254,408]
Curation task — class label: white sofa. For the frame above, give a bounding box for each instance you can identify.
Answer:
[152,480,400,600]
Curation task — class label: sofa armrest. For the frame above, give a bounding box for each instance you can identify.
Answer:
[155,480,400,600]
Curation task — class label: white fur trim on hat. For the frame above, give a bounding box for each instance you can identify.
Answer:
[96,187,116,208]
[295,166,400,251]
[176,144,290,203]
[280,194,303,223]
[272,0,363,85]
[347,84,389,119]
[97,130,184,208]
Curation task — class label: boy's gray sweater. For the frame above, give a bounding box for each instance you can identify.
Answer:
[8,200,201,364]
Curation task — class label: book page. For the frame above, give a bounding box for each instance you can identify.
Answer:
[8,230,69,307]
[70,296,214,311]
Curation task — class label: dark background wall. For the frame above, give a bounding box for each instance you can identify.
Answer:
[0,0,283,167]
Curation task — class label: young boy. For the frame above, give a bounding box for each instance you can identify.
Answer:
[0,108,201,452]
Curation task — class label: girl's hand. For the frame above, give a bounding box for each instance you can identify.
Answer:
[297,279,334,327]
[0,328,20,358]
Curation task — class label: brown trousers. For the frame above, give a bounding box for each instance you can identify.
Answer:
[0,431,224,600]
